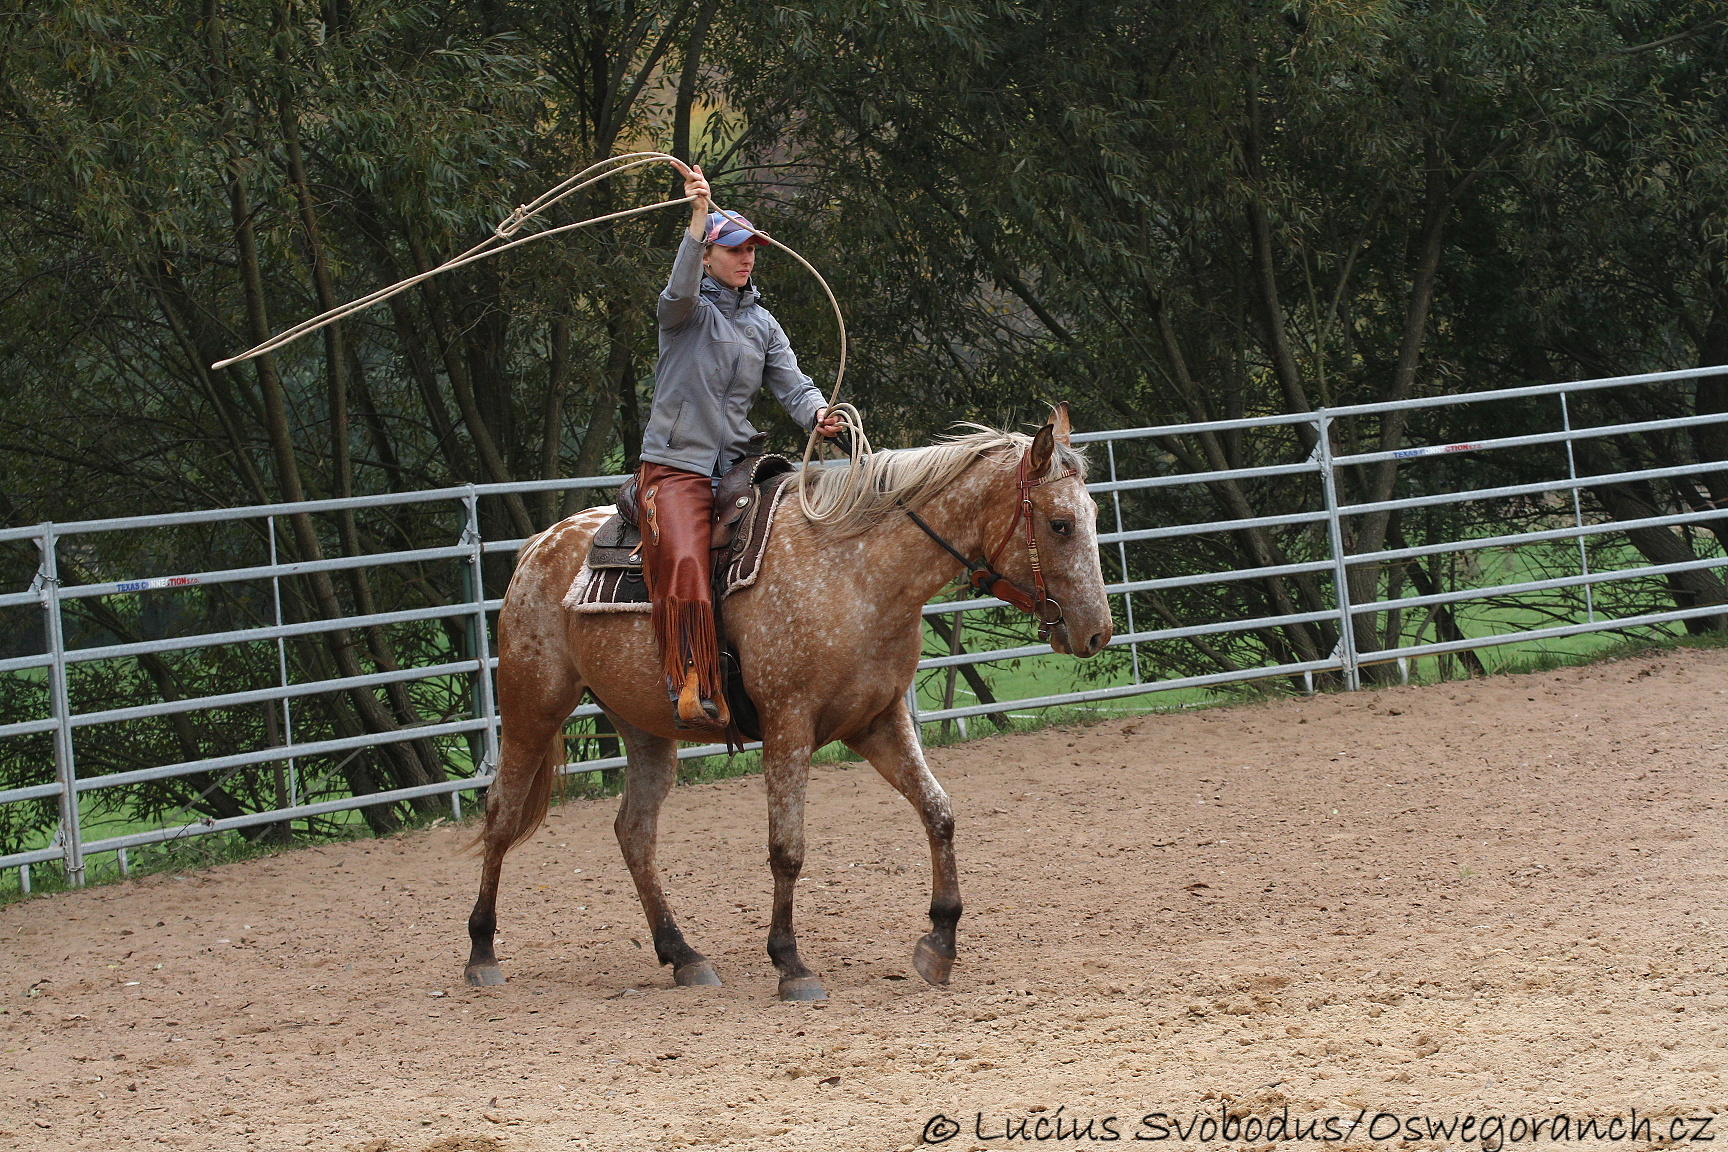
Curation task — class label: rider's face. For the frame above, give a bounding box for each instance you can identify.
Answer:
[703,242,759,288]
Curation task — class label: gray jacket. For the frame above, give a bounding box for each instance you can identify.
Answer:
[639,234,825,476]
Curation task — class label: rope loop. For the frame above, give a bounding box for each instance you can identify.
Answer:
[210,150,865,520]
[797,402,873,525]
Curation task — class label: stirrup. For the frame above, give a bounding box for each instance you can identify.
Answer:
[675,669,729,731]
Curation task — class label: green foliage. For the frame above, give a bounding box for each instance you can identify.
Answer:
[3,0,1728,857]
[734,0,1728,685]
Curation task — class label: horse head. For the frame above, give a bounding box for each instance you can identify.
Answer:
[1001,402,1113,659]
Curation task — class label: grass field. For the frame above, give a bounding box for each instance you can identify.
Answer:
[910,536,1720,724]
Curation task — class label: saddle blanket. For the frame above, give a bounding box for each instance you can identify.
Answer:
[562,471,793,613]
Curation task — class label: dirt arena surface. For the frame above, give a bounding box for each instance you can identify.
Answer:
[3,646,1727,1151]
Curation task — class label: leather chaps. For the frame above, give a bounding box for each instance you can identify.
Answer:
[636,462,720,703]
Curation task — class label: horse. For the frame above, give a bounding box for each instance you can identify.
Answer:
[463,406,1112,1000]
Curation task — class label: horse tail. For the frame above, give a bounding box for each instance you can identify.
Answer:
[462,728,568,856]
[512,729,567,850]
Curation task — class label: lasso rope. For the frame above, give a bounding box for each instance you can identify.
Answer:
[213,150,871,524]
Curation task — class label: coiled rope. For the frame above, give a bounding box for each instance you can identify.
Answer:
[213,150,871,524]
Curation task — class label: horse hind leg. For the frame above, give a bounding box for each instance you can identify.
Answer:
[845,702,961,986]
[464,677,582,988]
[612,716,722,987]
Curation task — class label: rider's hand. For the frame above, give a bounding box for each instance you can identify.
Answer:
[814,407,845,439]
[683,164,711,207]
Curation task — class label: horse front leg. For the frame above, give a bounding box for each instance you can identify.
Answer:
[844,701,961,986]
[612,715,721,987]
[763,736,825,1001]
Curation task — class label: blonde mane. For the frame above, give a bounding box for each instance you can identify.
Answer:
[797,425,1088,536]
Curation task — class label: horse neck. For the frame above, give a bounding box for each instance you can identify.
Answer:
[844,451,1021,615]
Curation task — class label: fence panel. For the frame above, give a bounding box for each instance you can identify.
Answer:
[4,364,1727,888]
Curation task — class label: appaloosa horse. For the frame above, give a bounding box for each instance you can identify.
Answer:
[464,407,1111,1000]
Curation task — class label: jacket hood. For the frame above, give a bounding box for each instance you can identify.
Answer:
[700,274,760,317]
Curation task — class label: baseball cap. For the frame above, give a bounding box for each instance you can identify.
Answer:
[704,211,767,248]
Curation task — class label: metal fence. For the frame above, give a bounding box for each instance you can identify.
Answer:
[4,363,1727,890]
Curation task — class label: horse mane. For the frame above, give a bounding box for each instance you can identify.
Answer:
[797,424,1088,537]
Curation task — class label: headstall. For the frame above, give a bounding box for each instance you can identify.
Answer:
[902,445,1078,642]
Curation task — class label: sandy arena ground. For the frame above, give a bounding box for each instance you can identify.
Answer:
[3,646,1727,1150]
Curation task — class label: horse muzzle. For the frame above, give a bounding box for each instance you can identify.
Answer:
[1047,617,1110,659]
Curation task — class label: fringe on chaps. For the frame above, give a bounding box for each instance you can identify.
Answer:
[637,462,723,702]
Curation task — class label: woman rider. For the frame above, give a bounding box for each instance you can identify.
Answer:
[637,165,843,731]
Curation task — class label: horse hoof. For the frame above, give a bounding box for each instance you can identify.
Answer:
[912,936,953,986]
[674,960,723,987]
[778,976,827,1001]
[465,963,506,988]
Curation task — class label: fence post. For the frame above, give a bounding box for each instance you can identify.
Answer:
[1558,392,1595,622]
[267,515,299,811]
[1106,439,1142,685]
[462,488,501,779]
[35,525,85,885]
[1314,411,1361,690]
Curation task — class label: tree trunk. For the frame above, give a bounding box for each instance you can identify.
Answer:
[279,75,446,796]
[1585,469,1728,632]
[539,318,575,527]
[923,614,1011,730]
[403,229,536,537]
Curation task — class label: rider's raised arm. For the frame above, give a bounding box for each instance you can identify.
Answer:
[660,165,711,331]
[658,235,706,331]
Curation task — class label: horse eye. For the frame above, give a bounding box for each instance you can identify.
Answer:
[1050,518,1072,537]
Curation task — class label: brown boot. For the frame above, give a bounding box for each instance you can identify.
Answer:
[675,668,730,731]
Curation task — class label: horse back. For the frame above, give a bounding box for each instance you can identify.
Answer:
[501,506,617,650]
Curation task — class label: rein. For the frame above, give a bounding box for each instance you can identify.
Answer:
[902,446,1078,642]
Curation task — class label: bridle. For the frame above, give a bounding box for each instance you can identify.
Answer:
[902,445,1079,642]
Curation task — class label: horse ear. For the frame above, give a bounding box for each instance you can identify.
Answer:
[1048,401,1072,446]
[1029,422,1056,476]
